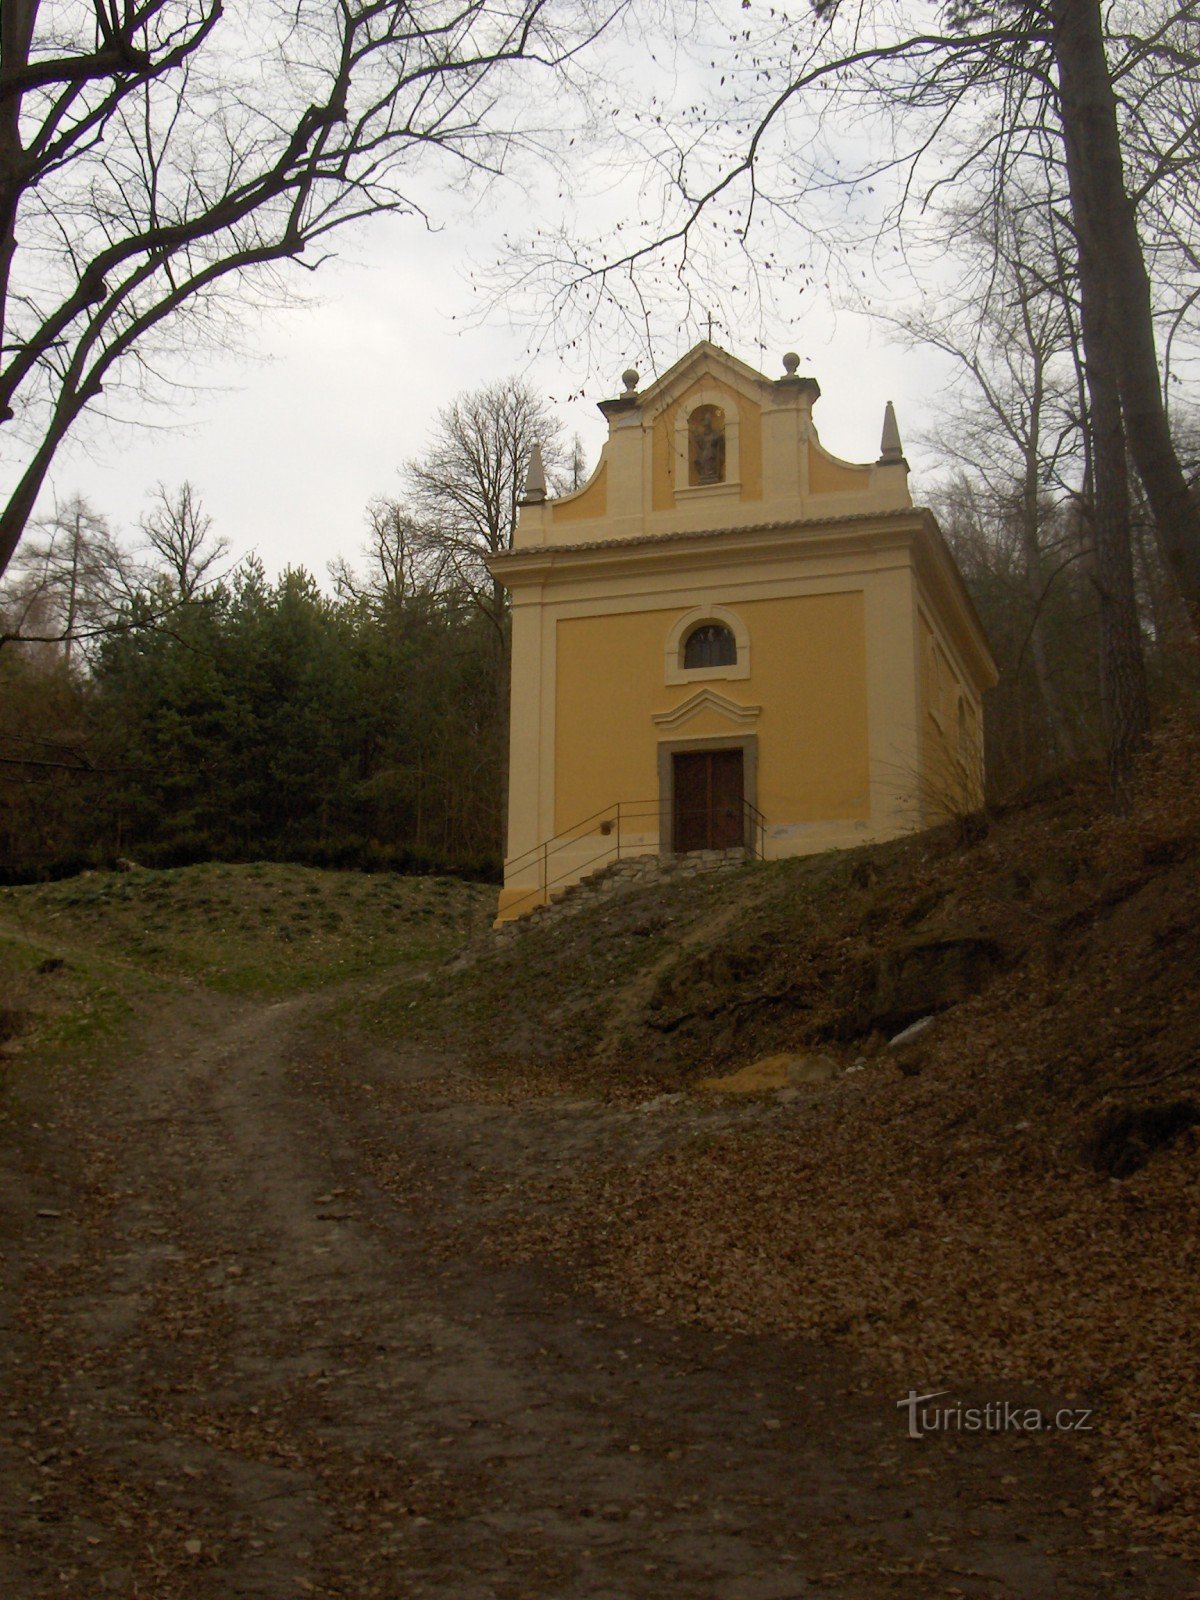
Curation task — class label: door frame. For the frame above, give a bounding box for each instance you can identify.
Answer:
[657,734,759,854]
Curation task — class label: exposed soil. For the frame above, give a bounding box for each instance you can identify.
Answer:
[3,725,1199,1596]
[1,979,1194,1598]
[351,724,1200,1572]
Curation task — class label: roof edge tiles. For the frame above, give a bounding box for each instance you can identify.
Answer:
[491,507,924,563]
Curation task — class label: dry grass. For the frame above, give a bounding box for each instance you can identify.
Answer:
[0,862,494,996]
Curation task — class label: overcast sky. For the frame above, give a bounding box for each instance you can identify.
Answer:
[43,216,951,585]
[22,6,963,587]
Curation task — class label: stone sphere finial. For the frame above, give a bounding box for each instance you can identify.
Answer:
[782,351,800,376]
[621,367,639,395]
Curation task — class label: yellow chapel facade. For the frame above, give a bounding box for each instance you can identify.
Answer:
[489,342,997,923]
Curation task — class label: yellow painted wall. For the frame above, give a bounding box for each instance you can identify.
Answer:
[919,611,976,817]
[739,396,763,502]
[551,461,608,524]
[554,593,869,833]
[652,407,675,511]
[808,442,871,496]
[651,379,763,510]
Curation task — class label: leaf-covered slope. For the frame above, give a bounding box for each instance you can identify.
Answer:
[386,722,1200,1562]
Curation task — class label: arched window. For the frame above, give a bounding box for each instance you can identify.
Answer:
[688,404,726,485]
[684,622,737,670]
[665,605,749,684]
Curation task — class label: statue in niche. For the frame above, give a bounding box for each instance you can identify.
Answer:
[689,404,726,485]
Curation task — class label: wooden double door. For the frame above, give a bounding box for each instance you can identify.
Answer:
[672,748,745,853]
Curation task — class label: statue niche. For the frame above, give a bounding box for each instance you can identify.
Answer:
[688,404,726,486]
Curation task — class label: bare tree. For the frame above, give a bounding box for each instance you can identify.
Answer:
[0,0,615,579]
[330,495,435,607]
[385,375,568,848]
[901,201,1085,763]
[934,472,1103,788]
[567,431,589,490]
[511,0,1200,780]
[403,377,568,632]
[140,481,228,600]
[1050,0,1200,632]
[898,180,1177,781]
[0,493,138,663]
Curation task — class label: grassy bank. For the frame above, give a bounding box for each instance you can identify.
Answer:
[0,862,494,997]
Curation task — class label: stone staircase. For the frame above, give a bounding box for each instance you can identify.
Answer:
[491,846,753,942]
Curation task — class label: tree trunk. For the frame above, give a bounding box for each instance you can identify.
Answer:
[1017,342,1078,764]
[1073,257,1149,797]
[1051,0,1200,631]
[1021,533,1077,766]
[1052,0,1151,798]
[1081,347,1148,801]
[0,0,38,415]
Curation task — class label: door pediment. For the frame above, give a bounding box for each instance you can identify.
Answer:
[652,689,761,731]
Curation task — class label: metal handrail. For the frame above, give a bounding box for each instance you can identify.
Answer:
[502,798,659,876]
[744,796,767,862]
[499,839,640,920]
[500,794,768,919]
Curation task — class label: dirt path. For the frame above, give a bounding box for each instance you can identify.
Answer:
[0,986,1188,1599]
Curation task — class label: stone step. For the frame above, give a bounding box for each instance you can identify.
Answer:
[491,846,756,943]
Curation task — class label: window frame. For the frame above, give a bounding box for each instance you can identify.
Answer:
[664,604,751,684]
[682,620,738,670]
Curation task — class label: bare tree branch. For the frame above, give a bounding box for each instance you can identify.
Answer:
[0,0,621,576]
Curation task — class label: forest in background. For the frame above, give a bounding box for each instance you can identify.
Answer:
[0,380,581,881]
[2,558,506,881]
[0,363,1195,885]
[934,462,1197,786]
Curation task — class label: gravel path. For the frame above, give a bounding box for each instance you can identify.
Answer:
[0,987,1185,1598]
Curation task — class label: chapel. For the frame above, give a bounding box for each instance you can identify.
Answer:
[488,341,997,923]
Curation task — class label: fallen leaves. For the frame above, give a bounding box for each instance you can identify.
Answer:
[467,722,1200,1567]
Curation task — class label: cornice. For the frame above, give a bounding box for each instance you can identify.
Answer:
[491,508,927,582]
[908,516,998,689]
[492,505,999,694]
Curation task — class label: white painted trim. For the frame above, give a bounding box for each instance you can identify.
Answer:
[651,689,762,730]
[673,482,742,505]
[664,603,751,684]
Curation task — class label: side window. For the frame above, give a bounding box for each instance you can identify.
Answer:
[683,622,737,670]
[688,404,726,485]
